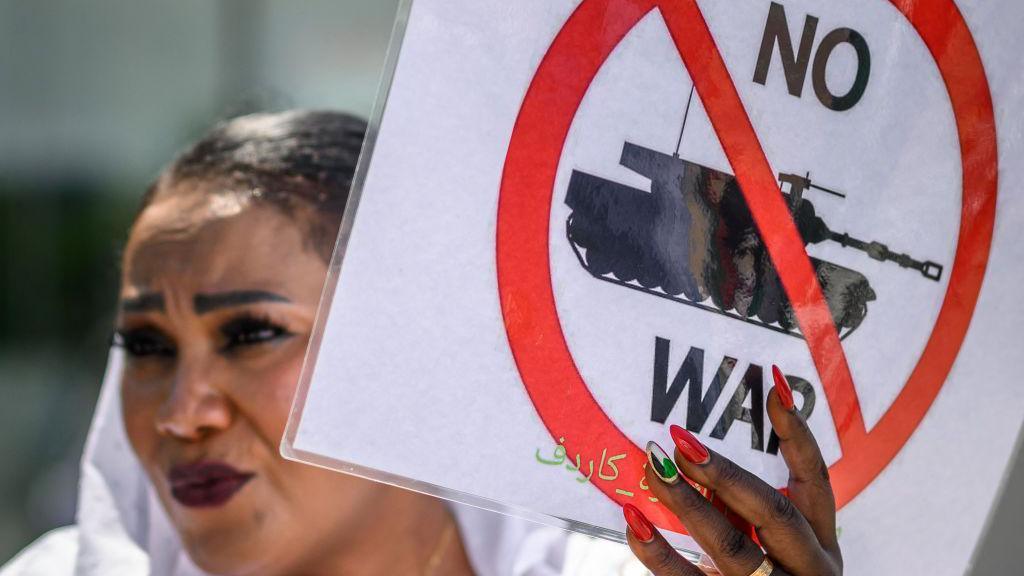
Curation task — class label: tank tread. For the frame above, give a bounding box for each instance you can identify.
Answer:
[565,216,862,341]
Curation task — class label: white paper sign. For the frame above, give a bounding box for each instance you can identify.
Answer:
[285,1,1024,573]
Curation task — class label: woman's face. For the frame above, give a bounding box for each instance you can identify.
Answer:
[117,184,378,575]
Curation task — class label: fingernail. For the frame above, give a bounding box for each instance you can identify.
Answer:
[623,503,655,543]
[646,441,680,485]
[669,425,710,465]
[771,365,795,411]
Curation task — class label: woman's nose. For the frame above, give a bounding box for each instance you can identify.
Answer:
[154,360,233,441]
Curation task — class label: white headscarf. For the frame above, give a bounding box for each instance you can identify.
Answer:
[0,350,574,576]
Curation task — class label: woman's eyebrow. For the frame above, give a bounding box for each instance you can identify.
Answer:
[193,290,291,314]
[120,293,165,313]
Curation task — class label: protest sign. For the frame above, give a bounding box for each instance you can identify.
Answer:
[285,1,1024,573]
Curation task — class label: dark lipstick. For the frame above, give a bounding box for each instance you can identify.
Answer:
[168,461,254,508]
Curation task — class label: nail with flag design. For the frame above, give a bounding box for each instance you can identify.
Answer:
[646,441,680,485]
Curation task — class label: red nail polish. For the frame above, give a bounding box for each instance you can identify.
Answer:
[669,424,710,464]
[623,503,655,543]
[771,364,795,411]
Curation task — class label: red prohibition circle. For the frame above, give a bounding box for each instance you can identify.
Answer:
[496,0,997,532]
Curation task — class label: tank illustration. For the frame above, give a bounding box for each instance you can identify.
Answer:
[564,141,944,340]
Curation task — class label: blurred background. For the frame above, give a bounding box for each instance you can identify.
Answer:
[0,0,1019,573]
[0,0,399,563]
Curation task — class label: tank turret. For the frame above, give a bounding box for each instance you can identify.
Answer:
[564,141,943,339]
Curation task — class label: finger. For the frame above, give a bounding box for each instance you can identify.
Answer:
[645,442,765,576]
[624,504,705,576]
[769,366,839,556]
[667,426,835,576]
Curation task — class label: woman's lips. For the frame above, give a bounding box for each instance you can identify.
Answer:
[168,461,254,508]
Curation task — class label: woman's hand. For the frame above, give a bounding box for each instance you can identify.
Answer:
[623,366,841,576]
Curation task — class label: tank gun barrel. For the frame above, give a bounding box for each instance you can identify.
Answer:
[778,172,846,203]
[778,171,944,282]
[828,231,943,281]
[807,181,846,199]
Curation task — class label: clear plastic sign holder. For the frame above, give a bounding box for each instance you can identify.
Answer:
[279,0,706,560]
[281,1,1024,573]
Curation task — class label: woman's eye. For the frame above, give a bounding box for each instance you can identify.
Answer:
[113,329,176,358]
[220,317,292,351]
